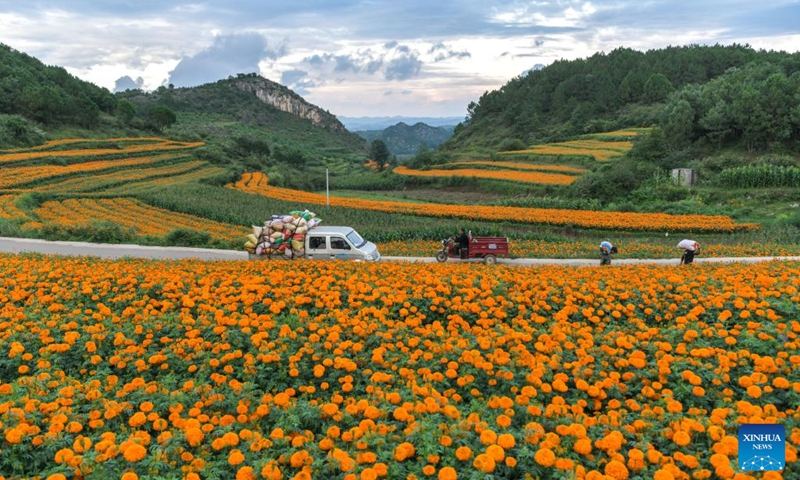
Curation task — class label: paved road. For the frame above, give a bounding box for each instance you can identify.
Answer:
[2,236,799,266]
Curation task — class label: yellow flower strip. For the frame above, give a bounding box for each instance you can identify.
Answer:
[0,140,204,165]
[0,255,797,478]
[0,154,183,189]
[32,160,207,194]
[378,239,800,258]
[0,195,27,220]
[392,166,578,185]
[589,128,650,137]
[34,198,247,240]
[555,140,633,151]
[447,161,588,174]
[231,172,758,232]
[502,146,622,161]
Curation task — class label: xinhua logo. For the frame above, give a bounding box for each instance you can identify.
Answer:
[738,424,785,471]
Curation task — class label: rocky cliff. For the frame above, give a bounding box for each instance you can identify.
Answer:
[231,76,347,133]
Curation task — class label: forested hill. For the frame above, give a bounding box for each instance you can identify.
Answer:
[117,74,368,157]
[0,43,116,128]
[0,43,367,162]
[445,44,800,152]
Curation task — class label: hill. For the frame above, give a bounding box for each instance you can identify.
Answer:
[117,74,368,181]
[356,122,455,155]
[0,43,117,146]
[444,44,800,153]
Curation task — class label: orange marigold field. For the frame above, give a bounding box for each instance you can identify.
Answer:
[0,254,798,479]
[32,198,247,240]
[446,161,588,174]
[0,154,182,189]
[500,145,624,162]
[392,166,579,185]
[231,172,758,233]
[0,139,203,165]
[0,195,27,221]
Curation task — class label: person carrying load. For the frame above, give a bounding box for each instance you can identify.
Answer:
[677,239,700,265]
[599,240,617,265]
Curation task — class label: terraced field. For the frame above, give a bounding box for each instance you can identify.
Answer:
[0,137,240,243]
[498,128,648,162]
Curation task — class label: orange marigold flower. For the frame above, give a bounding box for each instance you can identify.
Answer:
[746,385,762,399]
[455,446,472,461]
[534,448,556,467]
[480,429,498,445]
[486,444,505,462]
[360,467,377,480]
[673,431,691,446]
[5,428,24,444]
[261,463,283,480]
[773,377,790,389]
[496,414,512,428]
[229,449,246,466]
[236,466,256,480]
[185,427,204,447]
[121,473,138,480]
[437,466,457,480]
[653,470,675,480]
[123,443,147,462]
[54,448,74,464]
[472,453,496,473]
[394,442,415,461]
[573,437,592,455]
[604,460,630,480]
[497,433,516,449]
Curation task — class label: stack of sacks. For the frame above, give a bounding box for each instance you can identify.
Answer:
[243,209,321,258]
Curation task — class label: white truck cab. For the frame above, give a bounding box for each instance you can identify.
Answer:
[303,226,381,261]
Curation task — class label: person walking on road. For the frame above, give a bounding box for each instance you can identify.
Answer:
[600,241,617,265]
[678,239,700,264]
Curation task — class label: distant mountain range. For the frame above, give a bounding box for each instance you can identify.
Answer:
[356,122,455,156]
[339,116,464,131]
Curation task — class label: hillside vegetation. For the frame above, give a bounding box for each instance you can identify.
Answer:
[446,44,800,152]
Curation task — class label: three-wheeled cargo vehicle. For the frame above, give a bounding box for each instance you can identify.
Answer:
[436,235,510,264]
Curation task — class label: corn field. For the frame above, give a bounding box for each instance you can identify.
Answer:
[718,164,800,188]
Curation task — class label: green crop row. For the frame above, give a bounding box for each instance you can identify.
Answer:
[718,164,800,188]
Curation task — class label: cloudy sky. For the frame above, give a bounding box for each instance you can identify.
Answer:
[1,1,799,118]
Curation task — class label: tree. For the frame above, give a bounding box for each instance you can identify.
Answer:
[644,73,674,104]
[662,98,695,149]
[115,99,136,125]
[369,139,390,171]
[146,105,177,132]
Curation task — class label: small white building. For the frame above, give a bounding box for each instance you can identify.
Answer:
[671,168,696,187]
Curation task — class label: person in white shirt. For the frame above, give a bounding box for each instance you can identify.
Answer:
[677,239,700,264]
